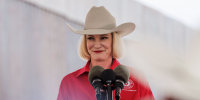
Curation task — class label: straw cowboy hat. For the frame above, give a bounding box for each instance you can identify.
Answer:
[67,6,135,36]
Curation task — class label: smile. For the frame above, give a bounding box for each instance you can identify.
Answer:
[94,51,103,53]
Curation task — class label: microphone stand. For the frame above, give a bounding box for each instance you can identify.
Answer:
[114,80,124,100]
[96,87,107,100]
[105,80,113,100]
[100,88,107,100]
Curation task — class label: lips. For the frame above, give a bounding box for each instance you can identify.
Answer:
[94,50,103,53]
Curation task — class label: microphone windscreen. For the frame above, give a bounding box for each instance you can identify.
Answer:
[101,69,116,83]
[114,65,130,83]
[88,66,104,84]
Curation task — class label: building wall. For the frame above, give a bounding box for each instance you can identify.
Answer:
[0,0,85,100]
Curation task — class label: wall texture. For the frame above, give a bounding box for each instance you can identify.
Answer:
[0,0,85,100]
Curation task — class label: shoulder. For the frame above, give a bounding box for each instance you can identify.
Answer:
[128,67,154,96]
[122,65,152,89]
[60,68,83,84]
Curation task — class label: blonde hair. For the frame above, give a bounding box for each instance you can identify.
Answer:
[79,32,124,60]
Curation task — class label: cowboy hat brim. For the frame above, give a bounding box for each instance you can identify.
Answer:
[67,22,135,37]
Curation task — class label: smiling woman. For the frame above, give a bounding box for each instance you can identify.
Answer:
[57,6,154,100]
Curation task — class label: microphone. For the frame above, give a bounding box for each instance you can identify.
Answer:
[101,69,116,100]
[113,65,130,100]
[101,69,116,84]
[88,66,104,100]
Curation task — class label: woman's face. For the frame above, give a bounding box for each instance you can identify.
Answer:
[86,33,112,61]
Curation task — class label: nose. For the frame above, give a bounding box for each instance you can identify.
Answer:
[94,41,101,48]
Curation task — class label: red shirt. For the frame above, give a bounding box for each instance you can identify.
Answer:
[57,59,154,100]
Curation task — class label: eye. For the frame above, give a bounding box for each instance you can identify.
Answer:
[87,37,94,40]
[100,36,108,40]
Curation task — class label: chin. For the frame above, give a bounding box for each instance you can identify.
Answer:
[93,57,106,61]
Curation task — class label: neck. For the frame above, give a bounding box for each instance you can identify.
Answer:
[90,57,113,69]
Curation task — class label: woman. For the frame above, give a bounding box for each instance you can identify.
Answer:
[57,6,154,100]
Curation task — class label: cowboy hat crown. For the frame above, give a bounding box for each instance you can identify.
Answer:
[67,6,135,37]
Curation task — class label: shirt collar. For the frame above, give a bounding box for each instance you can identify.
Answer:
[76,58,120,77]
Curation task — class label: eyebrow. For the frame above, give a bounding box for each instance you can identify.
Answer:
[101,34,109,36]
